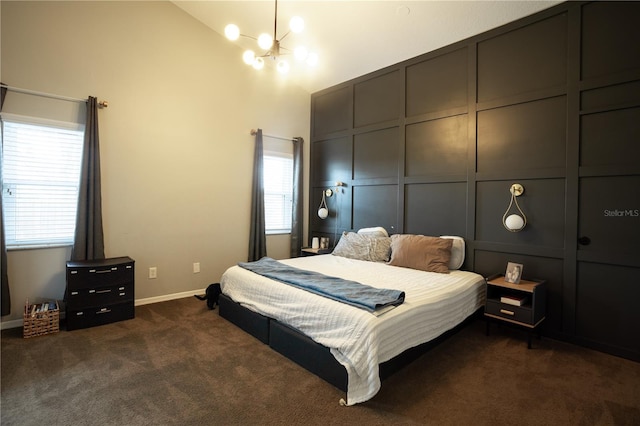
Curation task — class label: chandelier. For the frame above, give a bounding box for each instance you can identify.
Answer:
[224,0,318,74]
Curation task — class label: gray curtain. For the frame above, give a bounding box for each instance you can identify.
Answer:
[289,137,303,258]
[71,96,105,261]
[1,84,10,315]
[248,129,266,261]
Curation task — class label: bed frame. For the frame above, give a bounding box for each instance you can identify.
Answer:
[219,293,479,393]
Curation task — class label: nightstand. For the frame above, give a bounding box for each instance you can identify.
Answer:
[300,247,332,256]
[484,274,546,349]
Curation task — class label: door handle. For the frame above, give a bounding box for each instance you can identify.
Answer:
[578,236,591,246]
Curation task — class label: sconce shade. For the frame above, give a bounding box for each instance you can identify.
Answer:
[505,214,525,231]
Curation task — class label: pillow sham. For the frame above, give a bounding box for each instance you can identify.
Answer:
[332,232,391,262]
[388,234,452,273]
[357,226,389,238]
[440,236,465,270]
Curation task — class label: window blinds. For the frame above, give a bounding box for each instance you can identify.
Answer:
[263,153,293,234]
[1,118,84,248]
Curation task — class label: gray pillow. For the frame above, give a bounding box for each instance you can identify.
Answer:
[332,232,391,262]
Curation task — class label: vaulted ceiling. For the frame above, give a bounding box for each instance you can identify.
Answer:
[173,1,562,93]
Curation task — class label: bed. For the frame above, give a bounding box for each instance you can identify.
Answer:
[219,231,486,405]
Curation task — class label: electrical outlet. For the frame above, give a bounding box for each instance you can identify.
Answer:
[149,267,157,279]
[193,262,200,274]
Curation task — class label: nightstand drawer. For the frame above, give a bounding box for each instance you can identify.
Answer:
[485,300,533,324]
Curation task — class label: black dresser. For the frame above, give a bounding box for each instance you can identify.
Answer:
[65,256,135,330]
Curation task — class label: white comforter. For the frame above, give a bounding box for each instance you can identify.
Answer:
[220,255,485,405]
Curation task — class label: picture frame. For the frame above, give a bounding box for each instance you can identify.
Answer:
[505,262,523,284]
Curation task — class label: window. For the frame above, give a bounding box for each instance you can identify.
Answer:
[1,115,84,248]
[263,152,293,234]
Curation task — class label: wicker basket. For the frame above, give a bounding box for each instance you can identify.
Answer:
[23,301,60,338]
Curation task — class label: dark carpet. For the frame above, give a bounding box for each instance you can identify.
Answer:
[2,297,639,425]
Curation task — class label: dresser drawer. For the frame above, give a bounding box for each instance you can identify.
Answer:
[485,300,534,325]
[66,257,134,290]
[66,302,135,331]
[66,282,134,309]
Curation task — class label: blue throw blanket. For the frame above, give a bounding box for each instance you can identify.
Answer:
[238,257,405,313]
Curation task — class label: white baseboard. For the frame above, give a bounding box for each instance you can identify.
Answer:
[1,318,25,330]
[134,289,205,306]
[0,289,205,330]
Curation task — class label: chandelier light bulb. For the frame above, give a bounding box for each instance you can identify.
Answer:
[225,6,318,73]
[242,50,256,65]
[252,57,265,70]
[224,24,240,41]
[294,46,308,61]
[306,52,319,67]
[277,60,290,74]
[289,16,305,33]
[257,33,273,50]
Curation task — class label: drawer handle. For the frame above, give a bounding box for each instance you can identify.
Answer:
[96,289,112,294]
[95,269,112,274]
[500,309,515,316]
[71,291,79,296]
[97,308,112,314]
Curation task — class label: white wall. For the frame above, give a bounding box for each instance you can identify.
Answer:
[0,1,310,325]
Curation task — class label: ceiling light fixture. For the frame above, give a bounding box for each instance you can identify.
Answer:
[224,0,318,74]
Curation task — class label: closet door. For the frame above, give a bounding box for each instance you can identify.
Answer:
[574,2,640,360]
[576,174,640,359]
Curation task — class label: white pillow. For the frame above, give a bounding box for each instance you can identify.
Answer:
[440,236,465,270]
[357,227,389,237]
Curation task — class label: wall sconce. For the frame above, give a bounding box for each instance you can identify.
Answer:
[502,183,527,232]
[318,189,332,219]
[318,182,345,220]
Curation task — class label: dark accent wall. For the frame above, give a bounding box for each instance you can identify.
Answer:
[309,1,640,361]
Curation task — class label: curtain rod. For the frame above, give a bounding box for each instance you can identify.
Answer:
[250,128,294,142]
[0,83,108,108]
